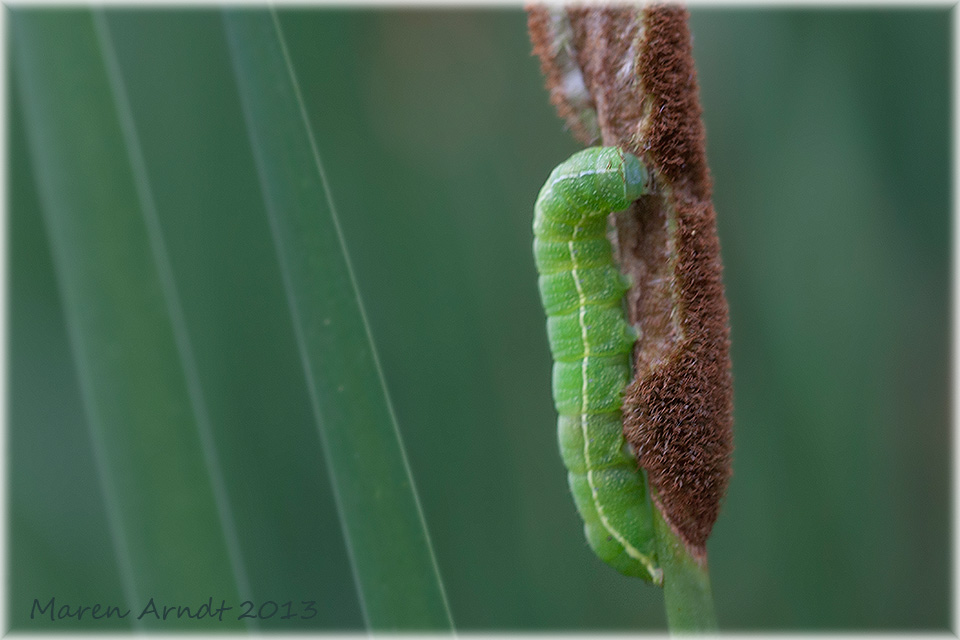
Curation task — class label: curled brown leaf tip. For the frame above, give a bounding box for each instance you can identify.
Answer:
[526,5,600,145]
[623,6,732,550]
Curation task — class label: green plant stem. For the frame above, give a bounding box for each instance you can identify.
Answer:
[652,502,718,633]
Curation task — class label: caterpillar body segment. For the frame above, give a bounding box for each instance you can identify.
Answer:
[560,412,659,579]
[532,146,662,583]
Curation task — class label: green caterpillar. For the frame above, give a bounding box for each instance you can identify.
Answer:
[533,146,662,584]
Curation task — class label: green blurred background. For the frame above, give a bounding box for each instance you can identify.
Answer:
[8,7,950,632]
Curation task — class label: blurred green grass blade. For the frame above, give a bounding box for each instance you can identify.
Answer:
[222,9,453,632]
[90,8,256,610]
[11,9,244,629]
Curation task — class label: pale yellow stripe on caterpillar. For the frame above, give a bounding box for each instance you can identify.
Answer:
[572,232,659,579]
[582,416,661,580]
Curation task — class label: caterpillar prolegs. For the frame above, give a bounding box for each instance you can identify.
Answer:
[533,146,662,584]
